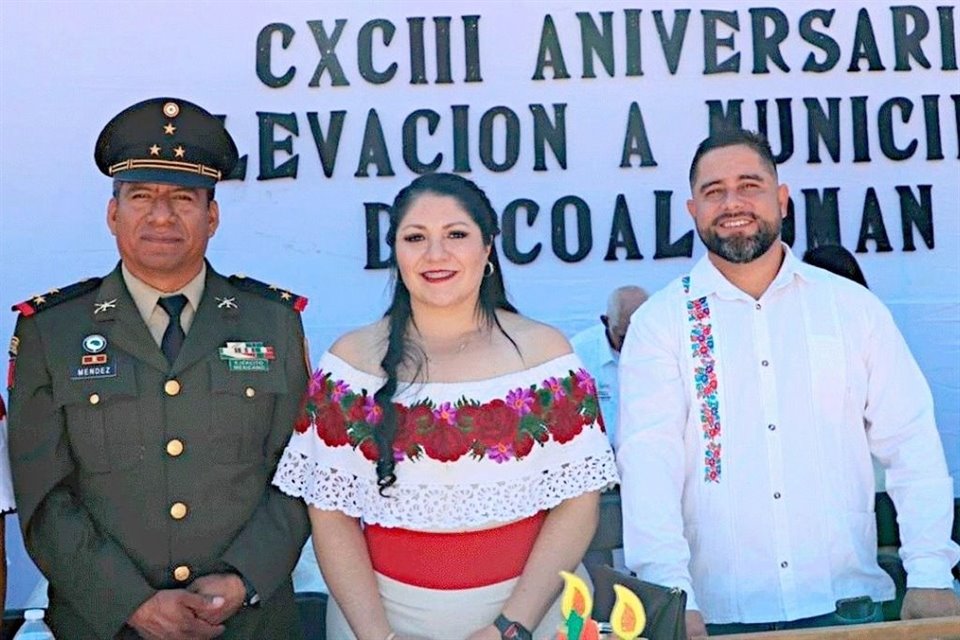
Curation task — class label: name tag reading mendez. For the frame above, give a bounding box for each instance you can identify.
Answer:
[72,364,117,379]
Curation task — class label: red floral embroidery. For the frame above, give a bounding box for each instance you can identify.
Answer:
[298,368,602,464]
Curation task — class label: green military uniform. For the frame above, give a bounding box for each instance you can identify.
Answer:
[7,97,310,639]
[9,266,310,638]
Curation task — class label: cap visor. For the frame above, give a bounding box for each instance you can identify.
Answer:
[113,168,217,189]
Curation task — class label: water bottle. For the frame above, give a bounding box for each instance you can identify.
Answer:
[13,609,55,639]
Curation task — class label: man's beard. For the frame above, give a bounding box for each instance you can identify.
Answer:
[697,214,781,264]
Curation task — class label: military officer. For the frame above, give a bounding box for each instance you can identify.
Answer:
[8,97,310,639]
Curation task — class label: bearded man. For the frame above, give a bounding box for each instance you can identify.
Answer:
[616,128,960,637]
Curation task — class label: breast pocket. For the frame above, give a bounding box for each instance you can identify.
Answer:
[54,364,143,473]
[208,361,288,463]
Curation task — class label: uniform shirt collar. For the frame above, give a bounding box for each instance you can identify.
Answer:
[121,262,206,323]
[686,242,810,301]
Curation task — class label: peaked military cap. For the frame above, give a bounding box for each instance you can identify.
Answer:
[95,97,238,189]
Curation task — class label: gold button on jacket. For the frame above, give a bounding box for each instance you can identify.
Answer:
[166,439,184,456]
[173,565,191,582]
[169,502,188,520]
[164,379,181,396]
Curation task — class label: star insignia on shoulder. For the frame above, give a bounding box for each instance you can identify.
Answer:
[279,291,292,301]
[149,144,161,156]
[173,145,186,158]
[94,299,118,314]
[268,284,279,290]
[32,295,46,305]
[216,296,238,310]
[47,288,60,295]
[163,123,176,135]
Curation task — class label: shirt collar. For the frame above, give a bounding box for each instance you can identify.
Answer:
[121,263,206,323]
[686,243,809,300]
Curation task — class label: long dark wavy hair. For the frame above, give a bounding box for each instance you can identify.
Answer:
[373,173,518,493]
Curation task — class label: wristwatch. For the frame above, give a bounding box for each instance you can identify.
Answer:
[494,614,532,640]
[237,572,261,608]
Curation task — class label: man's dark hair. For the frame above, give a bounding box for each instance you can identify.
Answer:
[112,179,215,203]
[689,128,777,188]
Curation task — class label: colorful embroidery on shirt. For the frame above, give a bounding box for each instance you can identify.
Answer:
[297,368,604,464]
[683,275,721,483]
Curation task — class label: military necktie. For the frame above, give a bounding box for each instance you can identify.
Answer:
[158,294,188,365]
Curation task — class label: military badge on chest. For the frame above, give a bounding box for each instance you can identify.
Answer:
[72,333,117,380]
[219,341,276,372]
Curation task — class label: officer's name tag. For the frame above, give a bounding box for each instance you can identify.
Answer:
[72,363,117,380]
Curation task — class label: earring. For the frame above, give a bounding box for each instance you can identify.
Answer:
[484,261,495,277]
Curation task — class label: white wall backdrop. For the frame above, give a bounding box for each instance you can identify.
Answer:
[1,0,958,607]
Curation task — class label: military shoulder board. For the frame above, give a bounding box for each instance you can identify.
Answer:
[11,277,103,317]
[228,274,308,312]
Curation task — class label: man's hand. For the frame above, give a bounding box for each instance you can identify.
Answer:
[686,610,708,639]
[127,590,225,640]
[188,573,247,625]
[900,587,960,619]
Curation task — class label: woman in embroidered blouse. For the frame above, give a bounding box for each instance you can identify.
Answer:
[274,173,618,640]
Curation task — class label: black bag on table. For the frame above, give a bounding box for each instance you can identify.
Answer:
[591,564,687,640]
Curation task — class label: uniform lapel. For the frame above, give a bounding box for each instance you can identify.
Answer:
[170,266,240,376]
[92,266,170,374]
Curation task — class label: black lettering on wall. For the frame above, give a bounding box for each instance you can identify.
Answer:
[364,202,392,269]
[605,194,643,260]
[953,95,960,159]
[781,196,796,247]
[702,10,740,74]
[653,9,691,74]
[800,9,839,72]
[257,112,299,180]
[750,7,790,73]
[851,96,872,162]
[551,196,592,262]
[938,7,958,70]
[358,19,397,84]
[577,11,615,78]
[898,184,934,250]
[452,105,471,172]
[355,109,395,177]
[878,97,918,160]
[856,188,893,253]
[625,9,643,76]
[802,188,841,248]
[409,17,427,84]
[805,97,841,163]
[533,15,571,80]
[402,109,442,174]
[892,6,932,71]
[921,95,944,160]
[653,191,694,259]
[479,107,520,172]
[530,104,567,171]
[307,111,346,178]
[434,17,453,84]
[501,199,542,264]
[707,99,743,133]
[756,98,794,163]
[308,19,350,86]
[463,16,483,82]
[256,23,296,87]
[620,102,658,168]
[848,9,886,71]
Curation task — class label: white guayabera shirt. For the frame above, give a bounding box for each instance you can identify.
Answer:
[617,247,958,624]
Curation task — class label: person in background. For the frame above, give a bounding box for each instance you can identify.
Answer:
[802,245,868,288]
[7,97,309,639]
[273,173,618,640]
[617,128,960,637]
[570,285,648,445]
[0,395,15,609]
